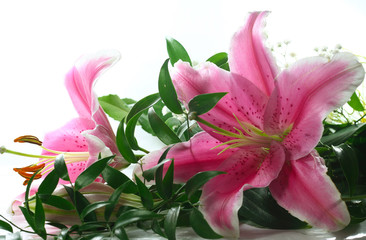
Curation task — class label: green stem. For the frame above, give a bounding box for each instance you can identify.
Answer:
[355,112,366,123]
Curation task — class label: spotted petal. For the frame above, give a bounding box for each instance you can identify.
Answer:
[171,61,268,142]
[200,141,285,238]
[264,53,365,160]
[135,132,238,182]
[269,151,350,231]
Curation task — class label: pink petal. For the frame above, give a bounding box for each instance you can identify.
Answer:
[171,61,268,142]
[82,125,127,170]
[42,118,95,153]
[136,132,238,182]
[200,142,285,238]
[264,53,364,160]
[65,50,120,132]
[229,11,278,96]
[269,151,350,231]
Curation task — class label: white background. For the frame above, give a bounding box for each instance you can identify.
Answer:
[0,0,365,238]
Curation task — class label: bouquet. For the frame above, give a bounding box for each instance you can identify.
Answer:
[0,11,365,239]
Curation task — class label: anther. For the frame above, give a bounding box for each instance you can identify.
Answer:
[14,135,43,146]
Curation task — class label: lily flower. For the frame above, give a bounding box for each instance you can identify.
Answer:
[3,51,127,184]
[137,12,365,238]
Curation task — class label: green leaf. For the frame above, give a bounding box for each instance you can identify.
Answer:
[238,188,308,229]
[19,206,36,233]
[321,123,366,145]
[126,93,161,123]
[158,58,183,114]
[166,37,192,66]
[155,147,173,199]
[148,108,181,145]
[104,182,131,222]
[190,208,222,239]
[80,201,111,220]
[54,154,70,182]
[185,171,225,201]
[41,195,75,210]
[142,158,172,182]
[34,193,47,239]
[332,144,359,196]
[24,171,39,213]
[152,219,166,238]
[125,112,143,150]
[206,52,228,67]
[135,175,154,210]
[348,92,365,111]
[116,118,137,163]
[188,92,227,116]
[0,220,13,233]
[37,170,59,198]
[347,199,366,224]
[164,206,181,240]
[114,227,129,240]
[75,155,114,191]
[113,209,162,230]
[75,191,97,222]
[102,165,137,193]
[99,94,131,121]
[162,159,174,199]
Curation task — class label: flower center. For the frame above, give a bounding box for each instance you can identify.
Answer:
[1,135,90,185]
[195,114,292,154]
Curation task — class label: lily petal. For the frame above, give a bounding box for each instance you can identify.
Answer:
[269,151,350,231]
[200,141,285,238]
[136,132,237,182]
[172,61,268,141]
[229,11,278,96]
[42,118,95,153]
[82,125,125,170]
[65,50,120,132]
[264,53,364,160]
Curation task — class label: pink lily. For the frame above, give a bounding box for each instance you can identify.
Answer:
[12,51,127,184]
[137,12,365,238]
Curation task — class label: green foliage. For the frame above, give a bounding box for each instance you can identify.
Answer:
[99,95,133,121]
[166,37,192,66]
[158,58,183,114]
[206,52,230,71]
[348,92,365,111]
[188,92,227,116]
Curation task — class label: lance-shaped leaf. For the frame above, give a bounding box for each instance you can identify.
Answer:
[34,194,47,239]
[188,92,227,116]
[104,182,131,222]
[166,37,192,66]
[164,206,181,240]
[125,112,143,150]
[42,195,75,210]
[0,220,13,233]
[102,165,137,193]
[190,208,222,239]
[148,108,181,145]
[126,93,160,123]
[80,201,111,220]
[207,52,229,71]
[321,123,366,145]
[54,154,70,182]
[38,170,59,199]
[185,171,225,201]
[348,92,365,111]
[135,175,154,210]
[75,155,114,191]
[116,118,137,163]
[332,144,359,196]
[99,94,131,121]
[142,158,172,182]
[238,188,308,229]
[158,58,183,114]
[113,209,162,230]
